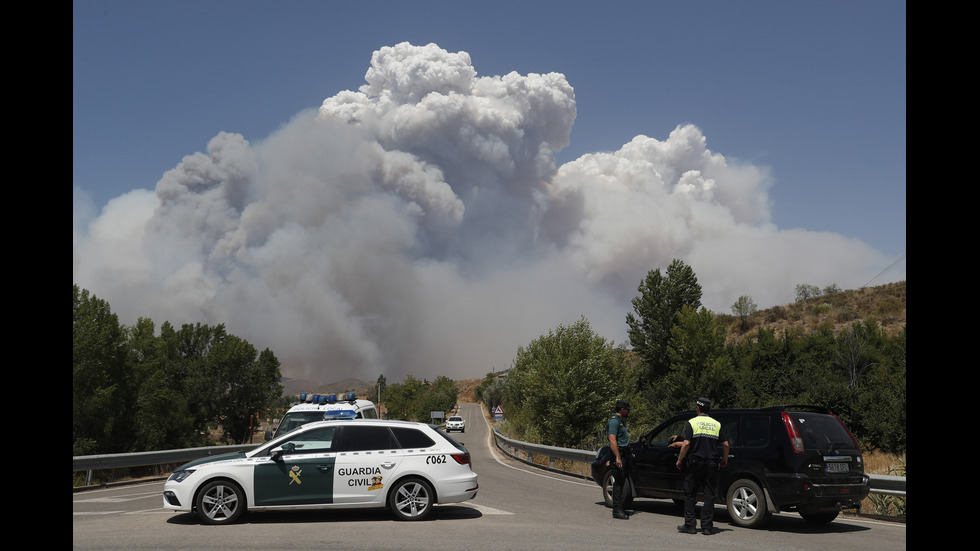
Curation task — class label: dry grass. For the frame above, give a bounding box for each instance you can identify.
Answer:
[722,281,906,343]
[859,451,906,519]
[863,451,905,475]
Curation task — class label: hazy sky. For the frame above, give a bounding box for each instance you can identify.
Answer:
[73,1,906,383]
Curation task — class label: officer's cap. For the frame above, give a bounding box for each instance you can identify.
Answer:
[696,397,712,411]
[615,400,631,411]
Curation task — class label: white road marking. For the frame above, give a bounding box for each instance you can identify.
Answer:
[74,490,161,503]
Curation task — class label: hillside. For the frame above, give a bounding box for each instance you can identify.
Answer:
[720,280,906,343]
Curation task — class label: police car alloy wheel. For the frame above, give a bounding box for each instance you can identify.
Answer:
[389,478,434,521]
[196,480,245,524]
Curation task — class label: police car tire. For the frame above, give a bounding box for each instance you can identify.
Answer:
[196,479,245,525]
[726,479,771,528]
[389,478,434,521]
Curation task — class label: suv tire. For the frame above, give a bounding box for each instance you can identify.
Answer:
[601,469,634,508]
[726,478,771,528]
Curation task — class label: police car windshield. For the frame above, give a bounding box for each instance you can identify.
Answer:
[275,412,327,437]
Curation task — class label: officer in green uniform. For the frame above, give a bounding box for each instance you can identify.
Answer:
[676,397,729,535]
[607,399,631,520]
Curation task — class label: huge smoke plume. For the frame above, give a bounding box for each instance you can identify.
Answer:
[73,43,897,382]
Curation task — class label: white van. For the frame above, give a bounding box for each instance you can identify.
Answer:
[273,392,378,438]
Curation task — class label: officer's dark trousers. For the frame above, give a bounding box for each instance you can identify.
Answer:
[683,458,719,529]
[611,449,632,514]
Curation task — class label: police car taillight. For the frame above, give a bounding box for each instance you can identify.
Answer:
[450,453,471,465]
[781,412,806,454]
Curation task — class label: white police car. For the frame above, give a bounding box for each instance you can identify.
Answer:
[163,419,478,524]
[274,392,378,438]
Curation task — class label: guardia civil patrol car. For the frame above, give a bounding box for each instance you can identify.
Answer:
[163,419,478,524]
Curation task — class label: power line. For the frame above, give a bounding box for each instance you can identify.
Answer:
[862,253,906,288]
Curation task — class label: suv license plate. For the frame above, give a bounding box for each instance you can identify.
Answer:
[825,463,849,473]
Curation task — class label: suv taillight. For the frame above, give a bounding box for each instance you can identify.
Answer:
[781,412,806,454]
[451,453,471,465]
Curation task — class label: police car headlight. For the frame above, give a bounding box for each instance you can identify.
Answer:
[168,469,195,483]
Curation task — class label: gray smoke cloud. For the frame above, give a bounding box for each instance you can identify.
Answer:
[73,42,898,382]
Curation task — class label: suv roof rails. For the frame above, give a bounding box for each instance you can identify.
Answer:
[772,405,831,414]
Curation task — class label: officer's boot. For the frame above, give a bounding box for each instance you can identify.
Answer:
[611,484,628,519]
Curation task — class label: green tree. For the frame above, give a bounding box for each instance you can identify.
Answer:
[504,317,634,448]
[73,285,128,454]
[73,286,284,453]
[823,283,842,295]
[855,326,905,453]
[731,295,758,331]
[418,376,459,422]
[651,306,732,420]
[795,283,822,301]
[481,378,506,411]
[626,259,702,386]
[834,319,883,389]
[384,376,426,421]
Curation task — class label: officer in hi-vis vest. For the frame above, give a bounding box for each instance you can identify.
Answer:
[676,397,729,535]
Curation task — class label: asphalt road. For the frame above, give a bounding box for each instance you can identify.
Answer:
[73,402,905,550]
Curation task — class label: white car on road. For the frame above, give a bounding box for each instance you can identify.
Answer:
[446,416,466,433]
[163,419,478,524]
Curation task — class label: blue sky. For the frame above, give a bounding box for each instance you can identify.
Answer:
[73,1,906,381]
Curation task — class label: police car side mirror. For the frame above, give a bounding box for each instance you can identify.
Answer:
[270,446,285,461]
[271,442,296,461]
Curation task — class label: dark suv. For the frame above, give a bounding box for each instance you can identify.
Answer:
[591,405,870,528]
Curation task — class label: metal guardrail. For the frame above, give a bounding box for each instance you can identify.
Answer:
[491,426,594,472]
[867,473,907,497]
[491,427,907,497]
[73,444,259,487]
